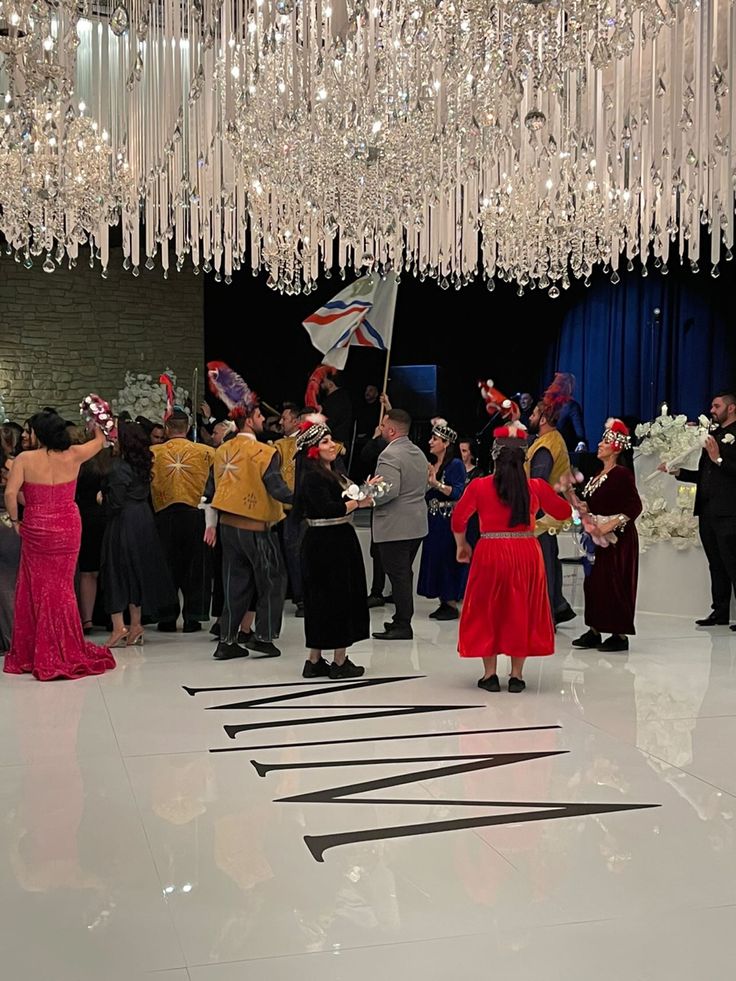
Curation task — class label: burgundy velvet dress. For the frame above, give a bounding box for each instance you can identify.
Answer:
[451,477,572,659]
[581,465,642,635]
[4,480,116,681]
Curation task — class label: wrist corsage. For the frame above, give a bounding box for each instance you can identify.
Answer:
[342,478,393,501]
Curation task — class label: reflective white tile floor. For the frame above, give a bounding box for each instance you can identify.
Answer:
[2,602,736,980]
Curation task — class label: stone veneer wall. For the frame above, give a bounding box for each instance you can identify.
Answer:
[0,250,204,422]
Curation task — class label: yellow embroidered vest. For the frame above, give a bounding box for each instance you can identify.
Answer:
[212,436,285,523]
[273,435,298,508]
[525,429,571,535]
[150,439,214,512]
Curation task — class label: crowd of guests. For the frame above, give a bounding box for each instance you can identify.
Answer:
[2,374,735,690]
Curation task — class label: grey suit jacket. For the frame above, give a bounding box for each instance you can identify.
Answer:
[372,436,429,543]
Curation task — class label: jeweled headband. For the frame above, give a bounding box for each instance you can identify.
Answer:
[432,423,458,444]
[296,422,331,453]
[602,421,631,451]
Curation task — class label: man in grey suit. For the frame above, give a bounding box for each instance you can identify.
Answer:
[370,409,429,640]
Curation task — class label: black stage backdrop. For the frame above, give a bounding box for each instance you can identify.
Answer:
[205,255,736,440]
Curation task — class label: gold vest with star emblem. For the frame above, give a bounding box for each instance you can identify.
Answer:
[212,437,285,524]
[272,435,298,509]
[150,438,215,512]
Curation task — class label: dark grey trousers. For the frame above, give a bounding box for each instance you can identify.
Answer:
[220,524,286,643]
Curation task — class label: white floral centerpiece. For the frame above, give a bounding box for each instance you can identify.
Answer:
[634,404,711,551]
[635,403,711,472]
[113,369,189,420]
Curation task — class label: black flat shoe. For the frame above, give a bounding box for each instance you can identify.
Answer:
[478,675,500,692]
[554,606,577,625]
[367,595,386,609]
[157,621,178,633]
[430,604,459,621]
[246,637,281,658]
[82,620,94,636]
[183,620,202,633]
[294,602,305,619]
[302,657,330,678]
[731,624,736,632]
[209,622,221,637]
[508,677,526,693]
[329,657,365,680]
[695,615,730,626]
[372,626,413,641]
[572,629,601,649]
[597,635,629,653]
[213,641,249,660]
[237,629,254,645]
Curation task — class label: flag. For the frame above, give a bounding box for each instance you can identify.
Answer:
[302,274,398,369]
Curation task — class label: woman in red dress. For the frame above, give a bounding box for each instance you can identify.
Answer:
[571,418,642,653]
[451,428,572,693]
[3,410,116,681]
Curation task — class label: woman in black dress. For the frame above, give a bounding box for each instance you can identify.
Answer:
[100,423,176,647]
[294,421,373,680]
[0,423,23,652]
[75,444,111,634]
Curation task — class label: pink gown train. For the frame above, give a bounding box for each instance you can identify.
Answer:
[3,480,116,681]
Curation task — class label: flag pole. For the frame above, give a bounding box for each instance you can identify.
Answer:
[378,273,397,423]
[379,336,393,424]
[191,367,199,441]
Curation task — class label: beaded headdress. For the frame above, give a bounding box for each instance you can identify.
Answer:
[602,418,631,451]
[432,422,458,444]
[296,421,331,453]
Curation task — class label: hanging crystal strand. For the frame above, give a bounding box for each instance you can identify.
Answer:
[188,3,200,273]
[707,0,720,272]
[688,0,705,270]
[723,0,736,260]
[650,33,663,268]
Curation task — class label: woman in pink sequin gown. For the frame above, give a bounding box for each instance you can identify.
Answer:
[3,411,116,681]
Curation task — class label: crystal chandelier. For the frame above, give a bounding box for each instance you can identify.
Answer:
[0,0,732,296]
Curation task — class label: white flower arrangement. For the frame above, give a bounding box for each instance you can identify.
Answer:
[637,494,700,552]
[723,433,735,445]
[113,369,189,421]
[635,404,707,551]
[635,403,711,471]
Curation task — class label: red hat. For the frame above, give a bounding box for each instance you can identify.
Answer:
[602,418,631,451]
[478,378,520,422]
[493,424,528,440]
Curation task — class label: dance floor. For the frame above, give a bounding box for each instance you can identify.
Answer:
[2,602,736,980]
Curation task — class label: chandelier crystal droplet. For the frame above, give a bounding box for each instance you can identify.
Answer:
[0,0,732,296]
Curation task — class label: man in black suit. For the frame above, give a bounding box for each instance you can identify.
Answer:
[319,371,354,447]
[663,391,736,628]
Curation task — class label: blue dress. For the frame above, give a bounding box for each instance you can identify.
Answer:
[418,457,469,602]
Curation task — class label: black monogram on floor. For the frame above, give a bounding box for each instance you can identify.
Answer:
[184,676,660,862]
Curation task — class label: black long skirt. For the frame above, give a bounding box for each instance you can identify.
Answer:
[301,524,369,651]
[100,502,177,618]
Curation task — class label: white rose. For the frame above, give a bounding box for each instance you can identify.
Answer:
[723,433,735,445]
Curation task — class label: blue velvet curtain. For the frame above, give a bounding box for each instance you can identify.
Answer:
[546,267,736,442]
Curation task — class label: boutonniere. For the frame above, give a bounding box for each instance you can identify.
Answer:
[722,433,735,445]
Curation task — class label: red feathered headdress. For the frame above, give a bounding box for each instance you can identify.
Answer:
[602,418,631,451]
[478,378,520,422]
[159,372,175,423]
[304,364,338,413]
[543,372,575,418]
[207,361,258,418]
